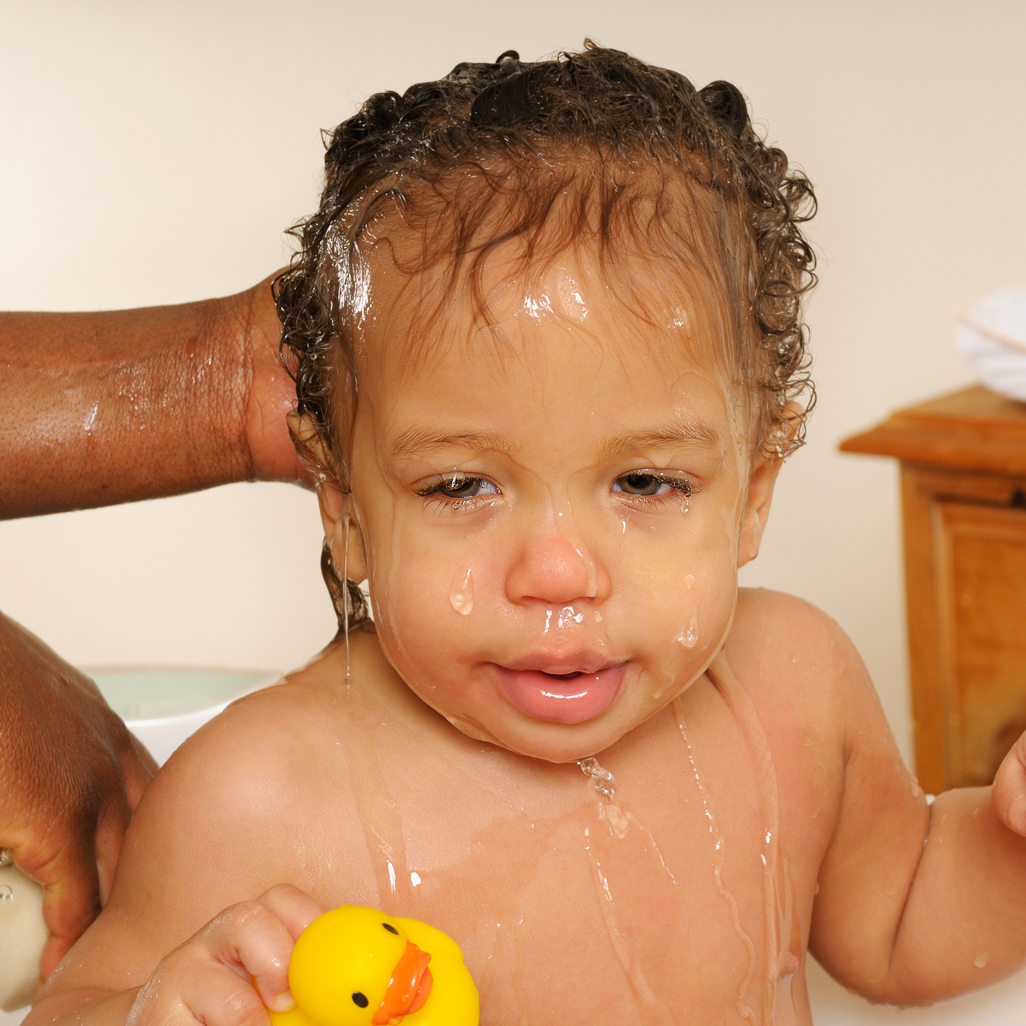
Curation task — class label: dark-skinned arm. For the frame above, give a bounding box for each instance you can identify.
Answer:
[0,273,305,519]
[0,273,306,977]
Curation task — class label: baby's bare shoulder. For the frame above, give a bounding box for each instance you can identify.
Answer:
[729,587,870,682]
[161,656,348,787]
[54,652,368,993]
[724,588,878,744]
[110,648,366,911]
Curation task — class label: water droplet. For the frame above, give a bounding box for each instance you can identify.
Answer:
[409,872,422,887]
[386,860,396,894]
[780,951,801,978]
[601,801,629,839]
[574,548,599,599]
[449,568,474,615]
[558,605,583,628]
[684,574,696,588]
[676,615,699,648]
[0,885,12,902]
[974,952,989,969]
[579,756,617,800]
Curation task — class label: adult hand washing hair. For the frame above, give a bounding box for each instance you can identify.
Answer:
[0,271,300,977]
[0,272,303,518]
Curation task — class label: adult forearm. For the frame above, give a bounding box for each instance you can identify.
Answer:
[0,277,299,519]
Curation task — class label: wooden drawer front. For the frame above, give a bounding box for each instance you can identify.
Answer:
[934,501,1026,787]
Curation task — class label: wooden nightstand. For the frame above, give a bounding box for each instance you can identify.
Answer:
[841,386,1026,793]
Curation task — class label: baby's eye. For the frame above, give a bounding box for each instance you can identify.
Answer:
[612,472,692,498]
[419,474,500,500]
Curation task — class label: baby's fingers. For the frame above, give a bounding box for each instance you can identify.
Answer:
[993,731,1026,835]
[176,957,271,1026]
[257,884,326,942]
[201,900,296,1013]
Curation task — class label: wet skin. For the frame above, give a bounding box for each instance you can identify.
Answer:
[29,245,1026,1026]
[319,244,781,764]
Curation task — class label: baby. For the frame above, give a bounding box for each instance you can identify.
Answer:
[28,44,1026,1026]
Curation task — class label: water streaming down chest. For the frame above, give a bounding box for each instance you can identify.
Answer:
[333,686,803,1024]
[673,661,807,1025]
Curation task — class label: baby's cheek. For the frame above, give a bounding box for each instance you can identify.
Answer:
[369,529,501,672]
[616,535,737,670]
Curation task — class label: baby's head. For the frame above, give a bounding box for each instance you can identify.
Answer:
[277,43,816,762]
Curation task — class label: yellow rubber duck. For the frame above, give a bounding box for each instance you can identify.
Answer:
[268,905,479,1026]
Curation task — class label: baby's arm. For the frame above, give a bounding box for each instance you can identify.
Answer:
[809,620,1026,1004]
[30,886,319,1026]
[25,685,338,1026]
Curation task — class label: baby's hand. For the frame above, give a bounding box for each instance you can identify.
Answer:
[125,885,323,1026]
[993,731,1026,835]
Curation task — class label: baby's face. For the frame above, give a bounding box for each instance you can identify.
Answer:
[329,241,779,762]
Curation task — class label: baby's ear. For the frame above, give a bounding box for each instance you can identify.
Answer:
[736,404,803,567]
[737,457,781,567]
[288,412,368,584]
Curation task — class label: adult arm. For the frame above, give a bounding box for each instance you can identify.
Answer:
[0,272,304,972]
[0,613,157,977]
[0,273,304,520]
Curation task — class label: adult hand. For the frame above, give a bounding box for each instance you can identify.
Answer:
[0,612,157,977]
[236,273,309,487]
[1,271,308,521]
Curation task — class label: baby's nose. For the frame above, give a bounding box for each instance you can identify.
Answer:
[504,529,610,607]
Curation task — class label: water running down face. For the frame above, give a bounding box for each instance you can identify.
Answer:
[314,237,784,764]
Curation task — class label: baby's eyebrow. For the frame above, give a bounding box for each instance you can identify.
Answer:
[390,428,515,462]
[600,423,722,456]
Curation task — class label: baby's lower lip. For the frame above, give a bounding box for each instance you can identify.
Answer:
[492,664,627,724]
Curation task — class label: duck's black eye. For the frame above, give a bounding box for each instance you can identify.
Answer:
[382,923,399,935]
[351,992,369,1008]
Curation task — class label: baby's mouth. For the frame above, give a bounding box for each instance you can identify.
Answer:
[492,662,627,724]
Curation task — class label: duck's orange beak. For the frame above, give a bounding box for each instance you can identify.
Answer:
[370,941,433,1025]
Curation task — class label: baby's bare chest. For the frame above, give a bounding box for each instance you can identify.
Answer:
[294,695,833,1024]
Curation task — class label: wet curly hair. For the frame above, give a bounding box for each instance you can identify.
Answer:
[274,42,817,629]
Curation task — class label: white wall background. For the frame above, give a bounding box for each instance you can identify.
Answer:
[4,0,1026,758]
[5,3,1026,1024]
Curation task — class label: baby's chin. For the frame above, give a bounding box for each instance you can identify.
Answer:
[405,663,701,764]
[438,706,636,765]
